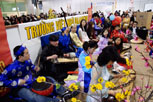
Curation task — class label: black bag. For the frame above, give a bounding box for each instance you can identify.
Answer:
[136,27,148,40]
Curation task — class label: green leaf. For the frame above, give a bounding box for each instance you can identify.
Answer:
[76,82,80,86]
[56,84,61,89]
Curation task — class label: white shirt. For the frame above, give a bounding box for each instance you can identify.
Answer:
[78,28,89,42]
[132,27,137,37]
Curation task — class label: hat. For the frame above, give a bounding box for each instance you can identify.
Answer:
[61,27,66,32]
[49,34,59,41]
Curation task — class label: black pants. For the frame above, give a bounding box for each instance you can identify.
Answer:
[40,62,78,82]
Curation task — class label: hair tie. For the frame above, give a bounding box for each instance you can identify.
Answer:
[15,46,26,56]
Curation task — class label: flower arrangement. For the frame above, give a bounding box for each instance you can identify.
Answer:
[131,77,153,102]
[69,83,79,92]
[69,77,118,102]
[131,46,153,102]
[135,46,153,71]
[115,89,131,102]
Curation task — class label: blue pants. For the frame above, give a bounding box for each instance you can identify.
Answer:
[18,77,66,102]
[84,72,91,93]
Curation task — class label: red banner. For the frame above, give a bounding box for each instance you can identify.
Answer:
[0,8,12,97]
[88,8,92,21]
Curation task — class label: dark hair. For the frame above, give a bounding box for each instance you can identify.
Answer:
[87,21,95,38]
[83,40,98,51]
[133,21,138,24]
[115,25,120,28]
[13,45,24,60]
[49,34,59,41]
[80,19,87,32]
[92,13,100,18]
[113,37,123,52]
[101,28,108,38]
[97,46,126,66]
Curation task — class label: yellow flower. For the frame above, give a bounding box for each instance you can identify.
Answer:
[115,93,125,102]
[121,77,128,83]
[85,62,91,69]
[124,90,131,96]
[96,83,103,90]
[98,77,103,83]
[69,83,78,91]
[85,56,91,62]
[122,70,130,76]
[128,91,131,96]
[71,97,77,102]
[121,93,125,100]
[90,84,97,92]
[126,58,130,66]
[115,93,122,101]
[124,90,128,96]
[109,82,115,88]
[126,58,132,67]
[36,76,46,83]
[131,56,133,59]
[85,61,90,65]
[105,81,115,88]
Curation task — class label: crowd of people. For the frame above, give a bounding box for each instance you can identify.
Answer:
[3,10,88,26]
[0,9,152,102]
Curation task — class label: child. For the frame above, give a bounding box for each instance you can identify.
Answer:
[94,28,110,55]
[111,25,128,43]
[87,21,98,41]
[113,37,123,54]
[77,41,98,93]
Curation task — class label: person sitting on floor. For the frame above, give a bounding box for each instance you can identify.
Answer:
[113,37,123,54]
[87,21,99,42]
[40,34,77,84]
[78,19,89,42]
[77,41,98,93]
[126,21,138,40]
[90,13,103,35]
[110,25,128,43]
[87,46,125,102]
[59,27,75,54]
[94,28,111,55]
[70,24,83,47]
[0,45,77,102]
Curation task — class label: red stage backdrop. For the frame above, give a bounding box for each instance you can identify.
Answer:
[0,8,12,97]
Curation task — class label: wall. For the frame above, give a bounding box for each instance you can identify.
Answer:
[6,27,22,60]
[42,0,91,13]
[116,0,153,12]
[25,0,36,14]
[40,0,153,15]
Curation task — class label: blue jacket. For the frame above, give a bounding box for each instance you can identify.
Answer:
[79,51,92,73]
[0,59,35,88]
